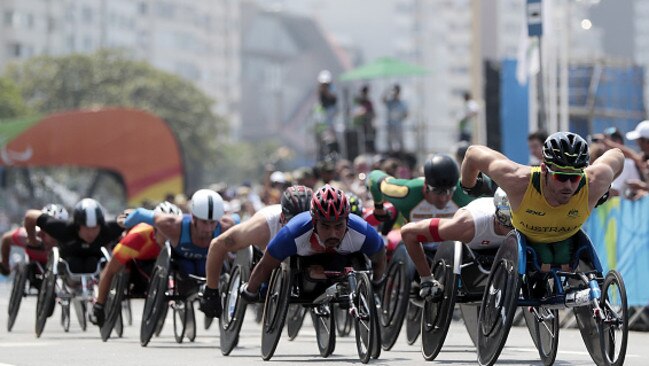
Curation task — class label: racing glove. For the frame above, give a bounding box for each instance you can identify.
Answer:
[239,282,262,303]
[419,276,444,302]
[199,286,222,318]
[461,172,497,197]
[91,302,105,327]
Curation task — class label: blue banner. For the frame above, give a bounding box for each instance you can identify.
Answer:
[583,196,649,306]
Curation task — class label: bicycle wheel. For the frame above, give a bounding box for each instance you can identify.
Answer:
[353,272,376,364]
[598,270,628,366]
[523,280,559,366]
[140,266,169,347]
[334,303,352,337]
[220,265,248,355]
[260,266,291,360]
[8,262,28,331]
[61,301,71,332]
[405,301,422,345]
[73,298,87,331]
[35,269,56,338]
[421,244,458,361]
[186,301,197,342]
[379,260,410,350]
[287,304,307,340]
[311,304,336,357]
[172,300,187,343]
[123,298,133,326]
[154,304,168,337]
[115,311,124,338]
[101,270,129,342]
[477,233,520,366]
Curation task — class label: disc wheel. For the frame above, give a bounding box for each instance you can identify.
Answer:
[476,233,520,366]
[405,301,422,345]
[379,260,410,350]
[287,304,307,341]
[35,269,56,338]
[101,270,129,341]
[220,265,248,355]
[353,272,377,364]
[421,247,458,361]
[140,265,169,347]
[597,270,628,366]
[8,262,28,332]
[260,266,291,360]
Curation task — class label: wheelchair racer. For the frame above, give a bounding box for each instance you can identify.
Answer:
[240,185,386,301]
[400,188,513,300]
[460,132,623,273]
[91,201,183,326]
[201,185,313,318]
[1,204,69,277]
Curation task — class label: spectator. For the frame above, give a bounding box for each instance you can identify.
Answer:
[527,130,548,165]
[382,84,408,152]
[352,85,376,154]
[314,70,339,160]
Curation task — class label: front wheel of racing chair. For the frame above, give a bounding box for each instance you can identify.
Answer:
[101,269,130,341]
[61,300,71,332]
[140,264,169,346]
[35,251,59,338]
[477,231,521,366]
[379,258,410,350]
[597,270,628,366]
[311,303,336,357]
[334,303,352,337]
[287,304,307,340]
[353,271,378,364]
[8,262,29,332]
[260,263,291,360]
[220,247,253,355]
[421,242,459,361]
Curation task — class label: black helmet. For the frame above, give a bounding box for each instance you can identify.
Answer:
[423,153,459,190]
[543,132,589,169]
[280,185,313,224]
[73,198,105,227]
[346,192,363,216]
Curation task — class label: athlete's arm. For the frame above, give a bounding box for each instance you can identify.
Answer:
[23,209,43,245]
[154,214,182,246]
[585,147,625,207]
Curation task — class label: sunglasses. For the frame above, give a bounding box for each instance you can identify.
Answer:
[546,166,583,183]
[427,185,456,196]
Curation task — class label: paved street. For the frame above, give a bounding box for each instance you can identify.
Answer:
[0,281,646,366]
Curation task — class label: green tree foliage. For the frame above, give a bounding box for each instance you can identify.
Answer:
[3,50,226,192]
[0,77,29,119]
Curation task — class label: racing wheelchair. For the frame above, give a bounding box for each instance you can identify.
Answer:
[8,251,47,332]
[476,230,628,366]
[139,242,207,347]
[35,247,110,337]
[258,252,382,363]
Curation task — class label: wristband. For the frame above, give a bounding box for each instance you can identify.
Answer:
[124,208,155,228]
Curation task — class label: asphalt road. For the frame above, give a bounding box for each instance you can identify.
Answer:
[0,281,646,366]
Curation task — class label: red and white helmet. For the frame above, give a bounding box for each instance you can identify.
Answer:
[310,185,350,222]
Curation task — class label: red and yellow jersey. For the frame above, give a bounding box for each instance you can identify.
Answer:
[112,223,161,264]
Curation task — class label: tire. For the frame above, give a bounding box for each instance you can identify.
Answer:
[421,245,458,361]
[140,266,169,347]
[311,304,336,357]
[35,269,56,338]
[101,270,129,342]
[334,303,352,337]
[8,262,28,332]
[186,301,197,342]
[597,270,628,366]
[115,311,124,338]
[172,300,187,343]
[61,301,71,332]
[287,304,307,341]
[523,280,559,366]
[123,298,133,326]
[405,302,422,345]
[220,265,248,355]
[353,272,376,364]
[154,304,168,337]
[379,260,410,350]
[260,266,291,360]
[204,315,213,330]
[476,233,520,366]
[73,299,87,331]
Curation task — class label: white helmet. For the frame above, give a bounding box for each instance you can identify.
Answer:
[317,69,332,84]
[190,189,224,221]
[493,188,512,228]
[41,204,69,221]
[154,201,182,216]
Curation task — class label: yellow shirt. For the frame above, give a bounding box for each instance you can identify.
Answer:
[511,166,590,243]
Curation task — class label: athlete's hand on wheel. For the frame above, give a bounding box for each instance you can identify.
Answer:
[239,282,262,303]
[199,286,222,318]
[419,276,443,302]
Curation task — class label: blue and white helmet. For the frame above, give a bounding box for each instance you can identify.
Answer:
[73,198,105,227]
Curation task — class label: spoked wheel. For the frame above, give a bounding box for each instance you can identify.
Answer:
[405,301,422,345]
[379,260,410,350]
[523,279,559,366]
[287,304,307,341]
[101,270,129,341]
[421,244,458,361]
[597,270,628,366]
[172,300,187,343]
[261,266,291,360]
[35,270,56,338]
[477,233,520,366]
[220,265,248,355]
[311,304,336,357]
[353,272,377,364]
[72,298,87,331]
[140,266,169,347]
[61,301,71,332]
[8,262,28,332]
[334,303,352,337]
